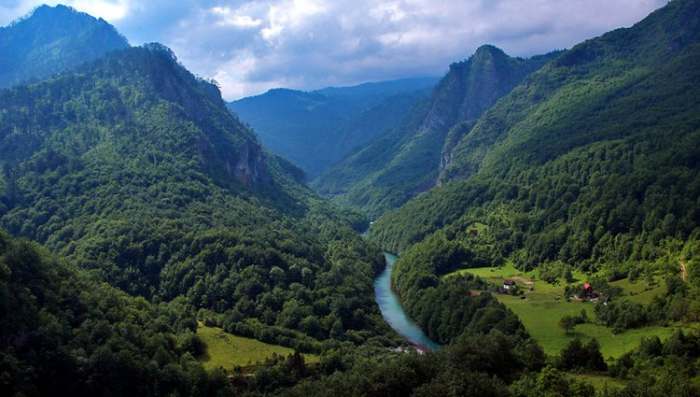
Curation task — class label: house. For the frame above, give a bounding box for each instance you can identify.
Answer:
[503,280,516,291]
[583,282,593,295]
[580,282,600,301]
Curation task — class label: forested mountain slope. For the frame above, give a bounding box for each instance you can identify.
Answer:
[315,46,559,217]
[372,0,700,270]
[0,43,391,351]
[362,2,700,377]
[228,78,437,177]
[0,5,129,88]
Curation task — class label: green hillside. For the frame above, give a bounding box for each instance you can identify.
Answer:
[4,1,700,396]
[373,0,700,260]
[0,43,391,352]
[369,0,700,359]
[197,323,319,371]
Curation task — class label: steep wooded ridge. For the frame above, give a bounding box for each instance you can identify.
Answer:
[0,37,391,353]
[371,0,700,350]
[228,78,437,177]
[0,5,129,88]
[374,0,700,255]
[315,46,559,217]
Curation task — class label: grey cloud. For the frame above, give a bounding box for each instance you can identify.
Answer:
[0,0,669,99]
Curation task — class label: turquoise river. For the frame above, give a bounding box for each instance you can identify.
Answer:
[373,252,440,351]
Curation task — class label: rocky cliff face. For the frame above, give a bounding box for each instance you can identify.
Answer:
[233,141,269,187]
[435,46,560,182]
[423,46,513,137]
[129,44,271,189]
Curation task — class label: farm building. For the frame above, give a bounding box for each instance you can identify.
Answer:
[577,282,600,302]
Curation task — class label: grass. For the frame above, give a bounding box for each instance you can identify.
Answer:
[447,263,681,358]
[571,373,626,391]
[609,278,666,305]
[197,323,319,371]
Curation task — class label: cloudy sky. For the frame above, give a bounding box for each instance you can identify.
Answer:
[0,0,667,100]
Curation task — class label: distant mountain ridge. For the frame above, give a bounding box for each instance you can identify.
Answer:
[0,4,129,88]
[314,45,560,216]
[228,77,438,177]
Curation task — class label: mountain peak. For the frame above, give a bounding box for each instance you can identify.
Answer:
[0,3,129,88]
[22,4,115,28]
[32,4,77,16]
[473,44,506,57]
[449,45,509,73]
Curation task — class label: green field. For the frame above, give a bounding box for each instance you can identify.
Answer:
[609,278,667,305]
[571,374,626,391]
[448,264,680,358]
[197,324,319,371]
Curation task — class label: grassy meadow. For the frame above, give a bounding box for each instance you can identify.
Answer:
[447,263,683,358]
[197,323,320,371]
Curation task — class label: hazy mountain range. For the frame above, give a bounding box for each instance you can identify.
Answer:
[228,77,438,177]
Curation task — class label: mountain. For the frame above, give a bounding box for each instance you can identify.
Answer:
[0,4,129,88]
[228,78,437,177]
[343,4,700,389]
[314,46,559,217]
[0,43,390,351]
[373,0,700,256]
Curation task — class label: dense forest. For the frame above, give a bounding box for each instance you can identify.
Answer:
[0,41,395,353]
[363,1,700,393]
[0,230,231,396]
[372,0,700,286]
[5,225,700,396]
[390,221,525,343]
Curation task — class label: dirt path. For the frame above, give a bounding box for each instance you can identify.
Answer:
[511,276,534,286]
[680,258,688,282]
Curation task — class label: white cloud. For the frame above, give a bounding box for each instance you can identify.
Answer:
[261,0,327,44]
[370,2,407,23]
[67,0,129,21]
[210,6,262,28]
[0,0,131,24]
